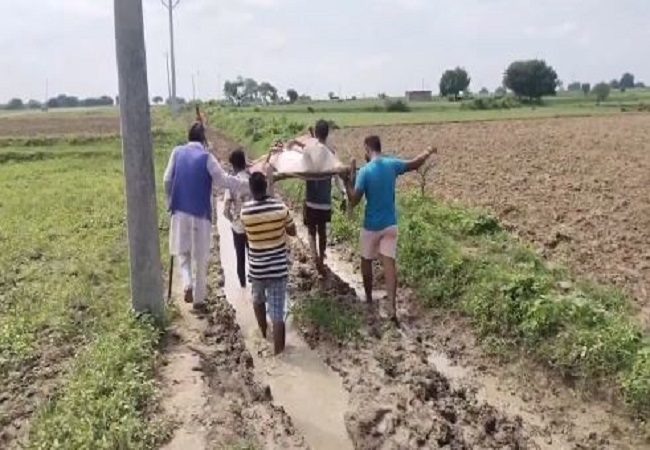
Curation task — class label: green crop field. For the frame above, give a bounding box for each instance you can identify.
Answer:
[0,125,183,448]
[211,89,650,127]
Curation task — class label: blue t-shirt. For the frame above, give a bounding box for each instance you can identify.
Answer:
[354,157,406,231]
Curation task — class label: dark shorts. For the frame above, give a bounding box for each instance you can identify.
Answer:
[251,277,287,322]
[303,205,332,227]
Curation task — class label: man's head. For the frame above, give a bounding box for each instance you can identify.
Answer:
[188,122,206,144]
[314,119,329,142]
[229,148,247,172]
[364,135,382,162]
[249,171,268,200]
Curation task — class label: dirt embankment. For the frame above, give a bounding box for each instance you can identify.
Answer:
[330,115,650,321]
[288,245,530,449]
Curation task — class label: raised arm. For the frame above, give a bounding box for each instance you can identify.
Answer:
[403,146,437,173]
[207,154,249,192]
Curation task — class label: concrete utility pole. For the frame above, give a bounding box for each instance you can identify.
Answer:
[162,0,181,116]
[165,52,172,103]
[113,0,165,323]
[191,72,196,102]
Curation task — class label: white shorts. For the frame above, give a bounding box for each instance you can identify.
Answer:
[360,226,398,260]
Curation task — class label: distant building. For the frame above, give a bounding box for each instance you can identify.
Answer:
[405,90,433,102]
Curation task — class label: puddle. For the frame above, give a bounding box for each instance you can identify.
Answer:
[216,201,353,450]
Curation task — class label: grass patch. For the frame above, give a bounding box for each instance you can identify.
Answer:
[0,129,180,446]
[292,296,362,341]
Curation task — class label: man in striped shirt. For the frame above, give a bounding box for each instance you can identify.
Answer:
[240,172,296,355]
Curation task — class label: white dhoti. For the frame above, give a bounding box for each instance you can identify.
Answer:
[169,212,213,305]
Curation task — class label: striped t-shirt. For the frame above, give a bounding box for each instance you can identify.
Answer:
[240,197,294,280]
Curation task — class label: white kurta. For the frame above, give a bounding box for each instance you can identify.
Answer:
[163,142,249,304]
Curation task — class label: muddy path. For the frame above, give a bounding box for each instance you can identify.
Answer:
[215,200,354,450]
[160,226,306,449]
[207,127,650,449]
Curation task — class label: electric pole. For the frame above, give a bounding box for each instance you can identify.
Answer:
[44,78,49,111]
[165,52,172,103]
[113,0,165,323]
[161,0,181,116]
[196,69,200,100]
[191,73,196,102]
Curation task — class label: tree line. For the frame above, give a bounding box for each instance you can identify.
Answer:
[222,76,305,105]
[566,73,645,93]
[438,63,645,103]
[2,94,116,111]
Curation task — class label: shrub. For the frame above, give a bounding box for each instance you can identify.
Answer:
[384,99,410,112]
[461,97,520,111]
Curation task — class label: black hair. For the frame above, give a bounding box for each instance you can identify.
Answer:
[188,122,206,143]
[249,172,268,199]
[364,135,382,153]
[314,119,329,141]
[229,148,247,172]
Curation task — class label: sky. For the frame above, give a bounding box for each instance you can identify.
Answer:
[1,0,649,102]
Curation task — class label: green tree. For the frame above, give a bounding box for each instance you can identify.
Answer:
[152,96,163,104]
[592,82,611,103]
[567,81,581,92]
[581,83,591,96]
[287,89,298,103]
[479,87,489,95]
[27,99,42,109]
[224,78,244,105]
[242,78,259,103]
[503,60,558,101]
[6,98,24,110]
[494,87,507,97]
[258,82,278,104]
[620,73,635,90]
[439,67,471,101]
[610,79,621,90]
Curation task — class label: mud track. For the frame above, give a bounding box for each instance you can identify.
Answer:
[160,211,306,449]
[207,126,649,449]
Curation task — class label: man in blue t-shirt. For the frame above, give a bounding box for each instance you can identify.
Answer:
[344,135,436,323]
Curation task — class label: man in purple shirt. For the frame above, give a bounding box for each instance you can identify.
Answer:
[163,122,249,312]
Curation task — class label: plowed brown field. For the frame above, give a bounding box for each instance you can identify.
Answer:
[331,114,650,321]
[0,114,119,137]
